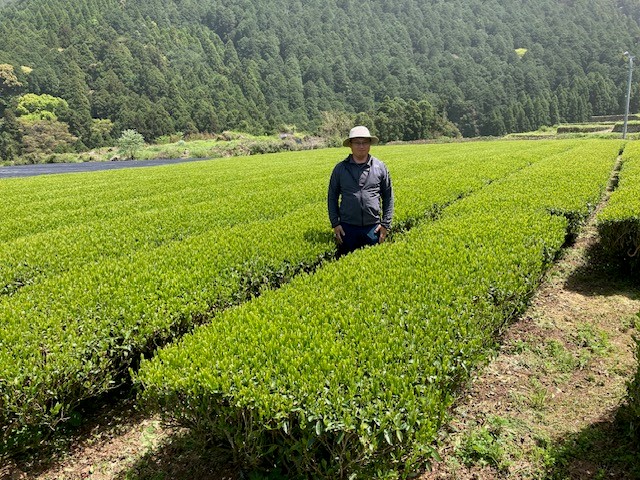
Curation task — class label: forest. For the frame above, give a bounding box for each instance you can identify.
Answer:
[1,0,640,159]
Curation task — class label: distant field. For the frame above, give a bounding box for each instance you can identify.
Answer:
[0,139,626,476]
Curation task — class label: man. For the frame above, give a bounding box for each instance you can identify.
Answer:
[327,125,394,256]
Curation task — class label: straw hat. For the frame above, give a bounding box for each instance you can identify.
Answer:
[342,126,379,147]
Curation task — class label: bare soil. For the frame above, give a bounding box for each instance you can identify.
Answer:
[3,189,639,480]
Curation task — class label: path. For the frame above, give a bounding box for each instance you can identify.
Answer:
[0,157,212,179]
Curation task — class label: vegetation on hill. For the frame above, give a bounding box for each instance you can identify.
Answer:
[0,0,639,161]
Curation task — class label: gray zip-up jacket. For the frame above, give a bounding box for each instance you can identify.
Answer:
[327,154,394,229]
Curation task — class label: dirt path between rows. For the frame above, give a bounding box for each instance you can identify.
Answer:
[4,173,639,480]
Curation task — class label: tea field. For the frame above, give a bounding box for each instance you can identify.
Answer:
[0,139,632,478]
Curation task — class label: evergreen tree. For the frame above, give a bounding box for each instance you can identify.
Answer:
[0,108,22,160]
[0,64,22,159]
[483,107,507,136]
[0,0,639,147]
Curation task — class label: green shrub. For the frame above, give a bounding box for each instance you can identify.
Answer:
[557,124,613,134]
[116,129,145,160]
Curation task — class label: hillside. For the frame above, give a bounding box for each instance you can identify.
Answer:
[1,0,640,151]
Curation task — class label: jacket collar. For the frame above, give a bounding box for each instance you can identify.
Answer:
[346,154,371,166]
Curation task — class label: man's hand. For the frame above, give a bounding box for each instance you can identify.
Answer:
[333,225,345,244]
[375,225,388,243]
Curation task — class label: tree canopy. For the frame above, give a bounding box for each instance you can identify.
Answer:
[0,0,639,156]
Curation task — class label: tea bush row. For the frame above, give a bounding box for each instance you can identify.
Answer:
[137,140,619,478]
[0,141,569,455]
[597,141,640,273]
[1,142,569,295]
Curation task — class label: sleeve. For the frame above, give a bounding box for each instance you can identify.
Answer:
[380,165,394,229]
[327,164,341,228]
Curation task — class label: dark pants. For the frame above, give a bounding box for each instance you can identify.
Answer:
[337,223,380,257]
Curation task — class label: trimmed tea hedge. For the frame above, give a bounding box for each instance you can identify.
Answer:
[0,141,572,455]
[597,141,640,273]
[137,140,619,478]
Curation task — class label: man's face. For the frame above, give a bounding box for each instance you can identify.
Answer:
[350,138,371,158]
